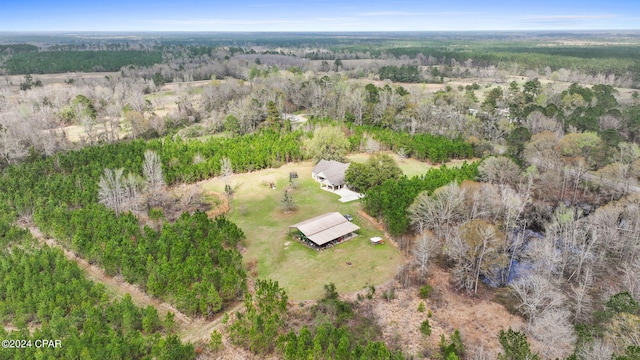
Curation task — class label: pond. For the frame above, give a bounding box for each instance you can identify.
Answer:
[481,229,543,288]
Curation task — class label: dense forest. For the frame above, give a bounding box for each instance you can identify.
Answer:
[3,50,163,74]
[0,224,195,360]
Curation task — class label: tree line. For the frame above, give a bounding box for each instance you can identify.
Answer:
[3,50,163,74]
[347,125,473,163]
[378,65,422,83]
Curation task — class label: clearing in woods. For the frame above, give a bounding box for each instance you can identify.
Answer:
[199,155,473,300]
[200,160,404,301]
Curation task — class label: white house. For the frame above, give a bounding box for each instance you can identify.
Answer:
[312,159,350,191]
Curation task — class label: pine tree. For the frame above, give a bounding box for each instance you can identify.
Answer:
[497,329,540,360]
[209,330,223,352]
[336,334,350,360]
[163,312,176,335]
[282,189,295,212]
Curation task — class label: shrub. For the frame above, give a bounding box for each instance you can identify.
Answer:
[367,284,376,299]
[420,320,432,336]
[324,283,339,301]
[383,287,396,302]
[605,291,639,315]
[209,330,223,351]
[440,330,464,359]
[419,284,433,299]
[417,302,425,313]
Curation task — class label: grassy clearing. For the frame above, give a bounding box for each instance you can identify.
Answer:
[200,161,404,300]
[347,151,475,178]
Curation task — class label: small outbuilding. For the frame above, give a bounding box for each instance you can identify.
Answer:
[369,237,384,245]
[290,212,360,249]
[312,159,350,190]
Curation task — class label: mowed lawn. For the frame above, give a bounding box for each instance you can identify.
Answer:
[200,161,405,300]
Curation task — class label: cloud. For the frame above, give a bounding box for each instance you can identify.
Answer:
[517,14,618,29]
[143,16,368,31]
[150,18,304,26]
[316,17,359,22]
[357,11,421,17]
[356,10,486,18]
[246,2,294,8]
[435,11,487,16]
[523,14,615,22]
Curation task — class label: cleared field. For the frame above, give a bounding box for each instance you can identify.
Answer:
[347,151,476,178]
[200,161,405,300]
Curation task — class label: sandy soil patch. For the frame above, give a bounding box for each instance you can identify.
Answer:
[341,266,529,359]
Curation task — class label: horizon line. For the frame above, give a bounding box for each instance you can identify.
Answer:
[1,29,640,33]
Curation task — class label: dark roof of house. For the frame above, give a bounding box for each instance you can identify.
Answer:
[290,212,360,246]
[312,160,350,187]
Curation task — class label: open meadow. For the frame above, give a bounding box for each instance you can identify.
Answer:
[201,161,405,300]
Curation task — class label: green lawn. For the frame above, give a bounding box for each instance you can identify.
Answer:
[201,162,404,300]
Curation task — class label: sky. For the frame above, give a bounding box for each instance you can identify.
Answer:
[1,0,639,32]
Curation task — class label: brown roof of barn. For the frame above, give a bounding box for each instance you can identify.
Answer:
[290,212,360,246]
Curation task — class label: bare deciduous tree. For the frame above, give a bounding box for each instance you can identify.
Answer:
[364,136,380,154]
[221,156,233,181]
[522,110,561,135]
[459,181,502,222]
[478,156,522,186]
[447,219,507,293]
[121,172,144,212]
[81,117,97,146]
[143,150,165,190]
[620,256,640,301]
[469,347,494,360]
[345,87,366,125]
[529,308,576,359]
[570,267,594,323]
[408,182,465,239]
[413,232,439,277]
[599,114,621,131]
[0,125,27,165]
[511,274,564,328]
[523,130,560,173]
[98,168,126,216]
[221,156,234,195]
[544,204,585,281]
[173,183,204,214]
[576,339,614,360]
